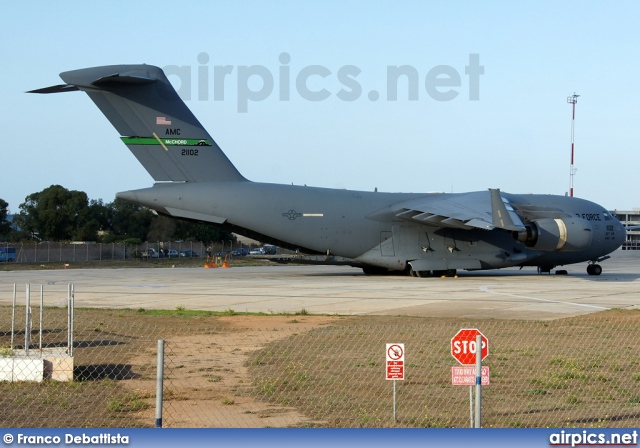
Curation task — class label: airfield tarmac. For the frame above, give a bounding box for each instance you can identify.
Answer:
[0,249,638,320]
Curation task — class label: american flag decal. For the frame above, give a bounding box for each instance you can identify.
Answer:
[156,116,172,125]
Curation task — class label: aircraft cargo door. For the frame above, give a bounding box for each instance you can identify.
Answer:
[380,231,394,256]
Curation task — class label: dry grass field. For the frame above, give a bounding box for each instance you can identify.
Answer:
[1,306,639,428]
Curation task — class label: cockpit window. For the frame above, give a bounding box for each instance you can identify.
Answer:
[602,211,612,221]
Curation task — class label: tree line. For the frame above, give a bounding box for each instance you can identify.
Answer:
[0,185,233,244]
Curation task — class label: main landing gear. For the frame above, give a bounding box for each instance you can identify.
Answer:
[586,263,602,276]
[538,263,603,276]
[407,267,456,278]
[362,266,389,276]
[408,267,432,277]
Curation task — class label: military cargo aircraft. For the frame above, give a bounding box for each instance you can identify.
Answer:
[30,64,626,277]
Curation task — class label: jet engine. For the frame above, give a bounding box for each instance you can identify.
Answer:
[513,217,592,252]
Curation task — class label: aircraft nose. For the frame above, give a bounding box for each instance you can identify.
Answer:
[618,220,627,244]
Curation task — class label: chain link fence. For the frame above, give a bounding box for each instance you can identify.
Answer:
[161,315,640,428]
[1,241,292,264]
[1,299,639,428]
[2,242,206,264]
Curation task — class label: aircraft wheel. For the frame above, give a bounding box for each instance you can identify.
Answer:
[446,269,457,277]
[433,270,446,277]
[409,267,418,277]
[416,270,431,278]
[362,266,387,276]
[587,264,602,276]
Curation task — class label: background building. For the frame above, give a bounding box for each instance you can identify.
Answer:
[612,209,640,250]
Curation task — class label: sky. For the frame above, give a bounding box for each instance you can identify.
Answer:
[2,1,639,213]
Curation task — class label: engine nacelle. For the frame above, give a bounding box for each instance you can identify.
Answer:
[513,217,592,252]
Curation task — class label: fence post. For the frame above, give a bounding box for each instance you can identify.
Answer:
[11,284,16,350]
[39,285,44,354]
[67,284,71,355]
[469,386,474,427]
[156,339,165,428]
[474,334,482,428]
[67,284,74,357]
[25,284,31,356]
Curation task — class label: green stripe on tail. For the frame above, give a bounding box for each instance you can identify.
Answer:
[121,137,212,146]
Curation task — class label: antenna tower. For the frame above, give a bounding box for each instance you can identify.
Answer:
[567,93,579,197]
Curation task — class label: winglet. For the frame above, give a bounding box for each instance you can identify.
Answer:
[490,188,523,231]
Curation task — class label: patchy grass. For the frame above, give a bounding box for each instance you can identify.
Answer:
[1,307,640,428]
[247,311,640,428]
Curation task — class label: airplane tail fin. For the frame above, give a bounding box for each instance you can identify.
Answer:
[29,64,246,183]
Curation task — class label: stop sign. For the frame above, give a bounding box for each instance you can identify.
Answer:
[451,328,489,365]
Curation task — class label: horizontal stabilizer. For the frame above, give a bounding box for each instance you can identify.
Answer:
[27,84,80,94]
[92,73,158,87]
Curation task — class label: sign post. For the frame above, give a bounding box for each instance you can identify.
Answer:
[474,334,482,428]
[451,329,489,428]
[386,343,404,422]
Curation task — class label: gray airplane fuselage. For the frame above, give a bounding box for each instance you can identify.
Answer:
[31,63,626,276]
[118,181,626,272]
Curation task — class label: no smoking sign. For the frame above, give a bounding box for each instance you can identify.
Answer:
[386,343,405,380]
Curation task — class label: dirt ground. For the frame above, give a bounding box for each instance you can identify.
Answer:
[124,315,341,428]
[0,306,339,428]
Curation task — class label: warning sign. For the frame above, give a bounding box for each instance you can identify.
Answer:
[451,366,490,386]
[386,343,405,380]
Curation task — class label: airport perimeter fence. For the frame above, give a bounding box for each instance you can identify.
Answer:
[3,241,204,264]
[1,241,285,264]
[1,303,640,428]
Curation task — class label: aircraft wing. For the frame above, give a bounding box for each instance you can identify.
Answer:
[392,189,525,231]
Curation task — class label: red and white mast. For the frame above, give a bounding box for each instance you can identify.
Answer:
[567,93,579,197]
